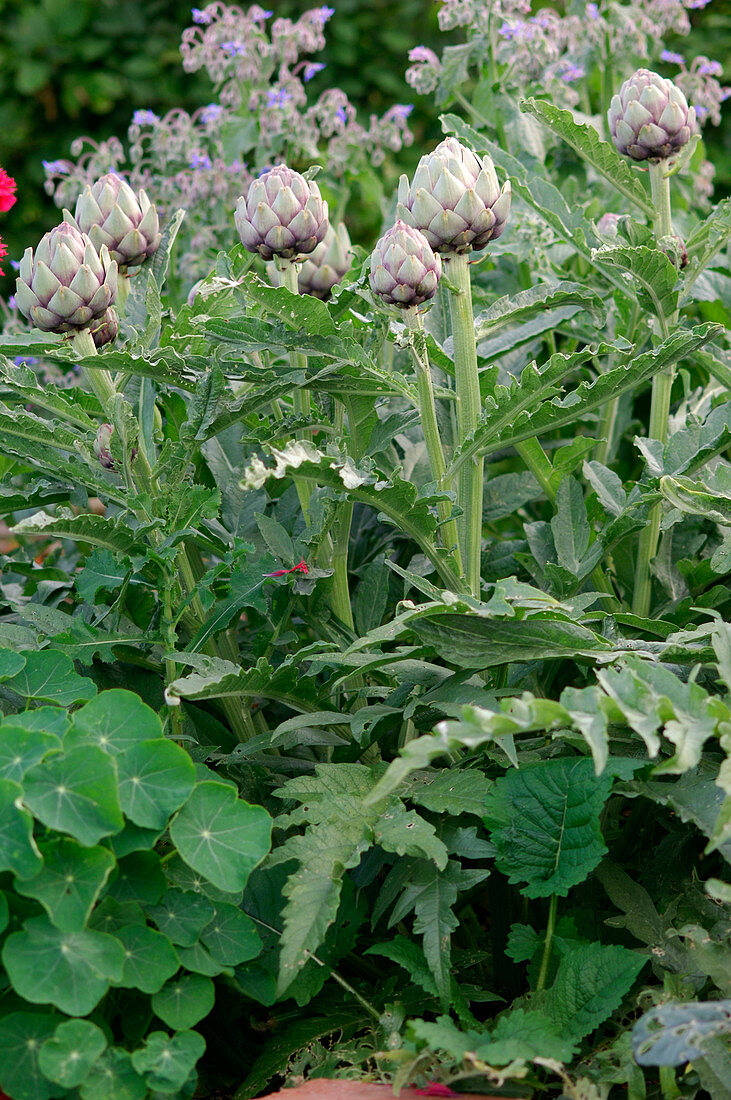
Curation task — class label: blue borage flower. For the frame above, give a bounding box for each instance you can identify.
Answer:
[191,7,212,23]
[132,109,160,126]
[303,62,326,82]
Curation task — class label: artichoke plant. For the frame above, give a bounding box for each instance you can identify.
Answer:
[267,222,352,299]
[369,220,442,308]
[608,69,696,161]
[92,307,119,349]
[73,173,162,269]
[93,423,115,469]
[15,221,118,334]
[235,166,329,260]
[397,137,511,254]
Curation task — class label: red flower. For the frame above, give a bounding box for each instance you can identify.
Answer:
[0,167,17,213]
[0,236,7,276]
[264,558,308,577]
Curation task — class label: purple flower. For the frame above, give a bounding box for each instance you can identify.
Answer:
[335,106,348,124]
[132,109,160,125]
[253,8,273,18]
[694,103,709,120]
[660,50,686,65]
[221,40,246,57]
[13,357,40,366]
[7,295,16,309]
[697,59,723,77]
[190,153,212,169]
[303,62,326,82]
[587,3,600,17]
[267,88,292,109]
[685,0,711,7]
[42,160,70,174]
[10,259,21,271]
[312,5,335,23]
[388,104,414,119]
[191,7,212,23]
[200,103,223,124]
[559,62,585,83]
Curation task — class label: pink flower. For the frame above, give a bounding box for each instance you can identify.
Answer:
[0,167,17,213]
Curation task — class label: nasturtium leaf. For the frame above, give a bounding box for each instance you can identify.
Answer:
[165,852,244,903]
[109,821,162,858]
[131,1029,205,1094]
[0,1012,59,1100]
[113,924,180,993]
[0,646,26,680]
[10,706,70,736]
[542,942,647,1040]
[106,851,167,905]
[151,972,215,1029]
[79,1047,147,1100]
[38,1019,107,1088]
[23,744,123,846]
[201,901,261,966]
[2,914,125,1015]
[0,889,8,933]
[7,650,96,706]
[175,940,232,977]
[117,738,196,829]
[15,837,115,931]
[66,688,162,754]
[0,778,42,878]
[89,897,145,935]
[169,780,272,892]
[149,887,215,946]
[0,726,61,782]
[484,757,613,897]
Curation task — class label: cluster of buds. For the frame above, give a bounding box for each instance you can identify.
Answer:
[368,137,511,311]
[267,222,352,299]
[608,68,696,162]
[14,175,161,341]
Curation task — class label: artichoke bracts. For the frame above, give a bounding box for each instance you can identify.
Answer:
[369,220,442,308]
[608,70,696,162]
[73,173,161,269]
[235,166,329,260]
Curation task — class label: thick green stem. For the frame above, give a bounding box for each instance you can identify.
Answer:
[536,894,558,992]
[632,161,676,617]
[115,274,130,316]
[446,253,483,597]
[71,329,117,413]
[405,308,463,579]
[329,501,355,631]
[162,576,184,740]
[280,260,315,522]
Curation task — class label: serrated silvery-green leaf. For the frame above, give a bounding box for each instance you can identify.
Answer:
[11,510,145,557]
[106,851,167,906]
[66,689,163,754]
[583,460,627,516]
[181,365,226,443]
[412,612,611,668]
[74,549,130,604]
[596,245,679,324]
[149,887,215,946]
[237,272,339,336]
[559,686,610,776]
[116,739,196,829]
[15,837,115,932]
[112,924,180,994]
[131,1029,205,1094]
[151,972,215,1030]
[473,281,605,344]
[23,744,123,846]
[0,1012,59,1100]
[2,915,125,1015]
[366,934,439,997]
[632,1000,731,1067]
[542,942,646,1040]
[484,757,613,897]
[200,902,261,966]
[6,650,96,707]
[550,476,596,578]
[0,727,61,783]
[660,471,731,527]
[78,1047,146,1100]
[0,779,42,878]
[520,98,654,217]
[38,1019,107,1088]
[170,780,271,893]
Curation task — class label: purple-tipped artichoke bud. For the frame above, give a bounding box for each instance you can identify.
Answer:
[93,423,115,469]
[73,173,162,269]
[91,307,119,349]
[608,69,695,162]
[234,165,329,260]
[267,222,353,299]
[658,233,689,269]
[397,137,511,254]
[596,212,622,238]
[15,221,118,334]
[369,220,442,308]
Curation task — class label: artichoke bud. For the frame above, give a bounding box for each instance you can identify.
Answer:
[73,173,162,269]
[658,233,689,269]
[15,221,118,335]
[234,165,329,260]
[267,222,353,299]
[369,220,442,308]
[93,423,116,469]
[91,307,119,349]
[608,70,695,162]
[397,137,511,254]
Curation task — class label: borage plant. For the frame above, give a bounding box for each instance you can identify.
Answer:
[0,2,730,1098]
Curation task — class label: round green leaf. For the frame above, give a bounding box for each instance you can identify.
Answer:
[10,707,70,737]
[89,897,145,935]
[131,1030,205,1094]
[109,821,162,859]
[0,727,61,782]
[15,837,115,931]
[0,1012,58,1100]
[39,1019,107,1088]
[0,778,42,878]
[79,1048,146,1100]
[175,941,232,977]
[113,924,180,994]
[149,887,214,946]
[151,973,215,1030]
[169,781,271,892]
[106,851,167,905]
[23,744,124,846]
[66,689,162,754]
[2,914,125,1015]
[117,739,196,829]
[165,852,243,903]
[7,651,96,706]
[201,902,261,966]
[0,646,26,681]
